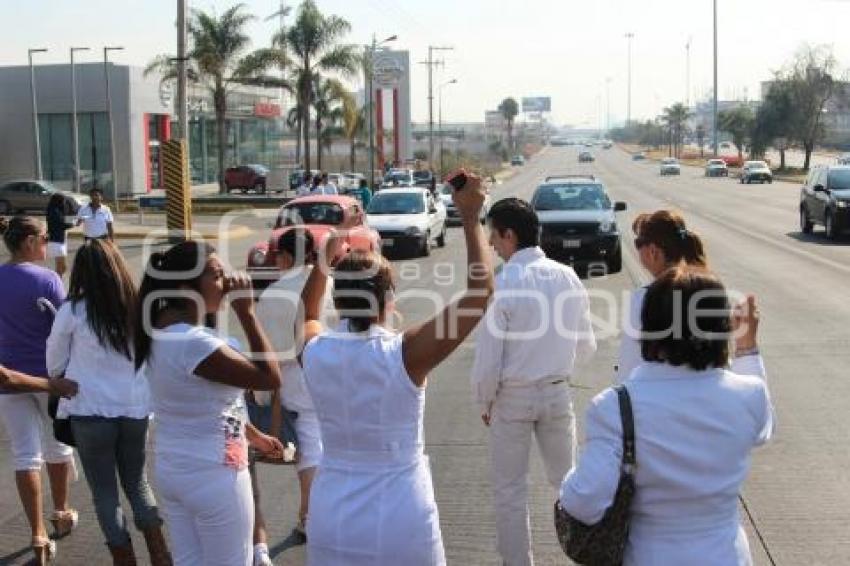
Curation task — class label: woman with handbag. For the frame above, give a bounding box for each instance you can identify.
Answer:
[0,215,78,564]
[297,171,493,565]
[560,267,774,565]
[45,240,171,565]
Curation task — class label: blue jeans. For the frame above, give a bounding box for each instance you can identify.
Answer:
[70,416,162,546]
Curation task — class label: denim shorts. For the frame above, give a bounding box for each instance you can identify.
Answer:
[245,397,299,450]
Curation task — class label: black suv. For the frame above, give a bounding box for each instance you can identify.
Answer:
[532,175,627,273]
[799,165,850,239]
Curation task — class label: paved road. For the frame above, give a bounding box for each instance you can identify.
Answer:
[2,145,849,564]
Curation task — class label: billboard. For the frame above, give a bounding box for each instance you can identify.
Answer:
[522,96,551,113]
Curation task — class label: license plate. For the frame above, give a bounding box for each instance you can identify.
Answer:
[563,239,581,249]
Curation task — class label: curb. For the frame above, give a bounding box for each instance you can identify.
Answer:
[66,225,255,241]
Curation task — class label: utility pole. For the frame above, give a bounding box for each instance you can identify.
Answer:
[420,45,453,166]
[28,48,47,180]
[104,46,123,209]
[438,79,457,177]
[712,0,719,157]
[70,47,90,193]
[176,0,188,141]
[625,32,634,126]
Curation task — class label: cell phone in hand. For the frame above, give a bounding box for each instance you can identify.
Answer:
[446,171,468,191]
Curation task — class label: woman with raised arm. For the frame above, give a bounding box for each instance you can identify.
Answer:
[297,170,494,565]
[134,241,283,566]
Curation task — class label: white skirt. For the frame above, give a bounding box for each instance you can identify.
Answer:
[47,242,68,259]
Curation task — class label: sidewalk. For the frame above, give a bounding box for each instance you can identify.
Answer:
[68,213,255,241]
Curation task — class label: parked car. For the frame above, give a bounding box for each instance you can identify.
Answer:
[246,195,379,288]
[412,170,434,188]
[705,159,729,177]
[380,169,415,189]
[341,172,365,192]
[602,141,614,149]
[0,179,89,215]
[660,157,681,176]
[289,169,321,190]
[799,165,850,239]
[532,175,627,273]
[579,151,595,163]
[367,188,447,257]
[224,164,268,193]
[740,161,773,184]
[510,155,526,166]
[632,152,646,161]
[438,183,491,225]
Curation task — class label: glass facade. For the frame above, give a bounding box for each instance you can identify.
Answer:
[38,112,112,192]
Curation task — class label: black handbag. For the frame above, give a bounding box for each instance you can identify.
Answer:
[554,385,636,566]
[47,394,76,447]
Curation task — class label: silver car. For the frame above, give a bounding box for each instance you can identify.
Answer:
[0,179,89,215]
[660,158,681,176]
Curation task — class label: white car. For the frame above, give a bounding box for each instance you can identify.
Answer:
[367,188,447,257]
[327,173,345,190]
[341,172,365,191]
[438,183,491,225]
[660,158,681,176]
[380,169,415,189]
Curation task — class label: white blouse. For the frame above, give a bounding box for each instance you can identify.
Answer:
[46,301,149,419]
[614,286,647,384]
[561,355,774,566]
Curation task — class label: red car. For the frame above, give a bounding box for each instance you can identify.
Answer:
[247,195,380,288]
[225,164,268,193]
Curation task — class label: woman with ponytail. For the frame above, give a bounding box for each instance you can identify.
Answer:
[615,210,709,382]
[134,241,282,565]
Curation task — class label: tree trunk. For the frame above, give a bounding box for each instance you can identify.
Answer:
[295,115,302,166]
[803,142,813,171]
[214,86,227,194]
[316,116,322,171]
[349,141,356,171]
[780,148,786,170]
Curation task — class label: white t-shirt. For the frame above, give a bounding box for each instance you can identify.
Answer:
[145,323,249,470]
[76,204,113,238]
[46,301,150,419]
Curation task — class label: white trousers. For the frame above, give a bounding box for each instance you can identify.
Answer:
[0,392,74,470]
[488,381,575,566]
[155,454,254,566]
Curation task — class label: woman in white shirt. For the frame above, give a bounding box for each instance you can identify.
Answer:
[616,210,708,382]
[46,240,170,564]
[561,267,774,566]
[134,241,283,566]
[297,171,493,565]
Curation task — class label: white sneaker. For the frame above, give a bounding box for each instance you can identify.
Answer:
[253,544,273,566]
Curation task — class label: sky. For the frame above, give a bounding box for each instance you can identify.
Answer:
[4,0,850,127]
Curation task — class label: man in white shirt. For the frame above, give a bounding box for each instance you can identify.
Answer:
[319,172,338,195]
[471,197,596,566]
[75,188,114,241]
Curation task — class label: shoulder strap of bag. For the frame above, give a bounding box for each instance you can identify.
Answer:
[615,385,636,469]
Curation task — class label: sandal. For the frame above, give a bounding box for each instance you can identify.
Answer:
[50,508,78,538]
[32,536,57,565]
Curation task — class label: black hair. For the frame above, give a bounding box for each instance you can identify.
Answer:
[277,228,315,267]
[333,251,395,332]
[486,197,540,248]
[89,187,103,197]
[0,215,42,254]
[637,210,708,268]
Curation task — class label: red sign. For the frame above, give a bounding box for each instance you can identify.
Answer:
[254,103,281,118]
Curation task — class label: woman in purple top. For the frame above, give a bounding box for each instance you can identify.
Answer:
[0,216,78,564]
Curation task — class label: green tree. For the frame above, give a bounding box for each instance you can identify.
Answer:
[718,106,754,161]
[312,77,350,170]
[499,97,520,151]
[286,106,302,165]
[751,79,795,166]
[145,4,287,193]
[277,0,359,173]
[695,123,706,157]
[786,45,836,170]
[341,97,367,172]
[662,103,692,158]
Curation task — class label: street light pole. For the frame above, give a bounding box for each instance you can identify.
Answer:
[70,47,90,193]
[104,46,123,210]
[177,0,188,141]
[438,78,457,178]
[423,45,453,166]
[625,32,634,126]
[28,48,47,180]
[367,34,397,190]
[712,0,719,157]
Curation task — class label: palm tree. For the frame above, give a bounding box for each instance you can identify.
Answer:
[342,97,367,171]
[662,103,692,158]
[719,106,755,161]
[286,106,302,165]
[145,4,287,193]
[312,77,350,170]
[276,0,359,173]
[499,97,520,151]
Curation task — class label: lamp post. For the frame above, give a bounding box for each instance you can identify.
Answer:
[625,32,634,126]
[367,34,397,190]
[424,45,453,165]
[712,0,719,156]
[28,48,48,180]
[103,46,123,209]
[438,78,457,178]
[70,47,90,193]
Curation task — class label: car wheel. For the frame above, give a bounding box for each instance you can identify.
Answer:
[800,207,814,234]
[825,211,839,240]
[254,182,265,194]
[0,200,10,214]
[421,232,431,257]
[436,224,447,247]
[607,247,623,274]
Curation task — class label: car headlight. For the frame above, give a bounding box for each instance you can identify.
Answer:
[250,249,267,266]
[405,226,423,236]
[837,200,849,208]
[598,220,616,233]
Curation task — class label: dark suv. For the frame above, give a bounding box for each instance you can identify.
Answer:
[532,175,627,273]
[799,165,850,239]
[224,164,268,193]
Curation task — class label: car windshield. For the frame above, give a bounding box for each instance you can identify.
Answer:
[278,202,344,226]
[662,159,677,164]
[384,172,411,184]
[828,169,850,189]
[746,162,768,168]
[709,160,725,166]
[533,185,611,211]
[413,171,431,180]
[368,193,424,214]
[248,164,267,173]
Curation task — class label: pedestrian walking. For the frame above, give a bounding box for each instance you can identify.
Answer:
[45,240,171,565]
[297,170,493,565]
[45,194,74,277]
[75,187,114,241]
[251,228,334,563]
[349,178,372,208]
[560,268,773,565]
[134,241,283,566]
[0,215,78,564]
[470,197,596,566]
[615,210,708,382]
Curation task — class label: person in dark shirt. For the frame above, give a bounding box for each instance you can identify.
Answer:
[45,194,74,277]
